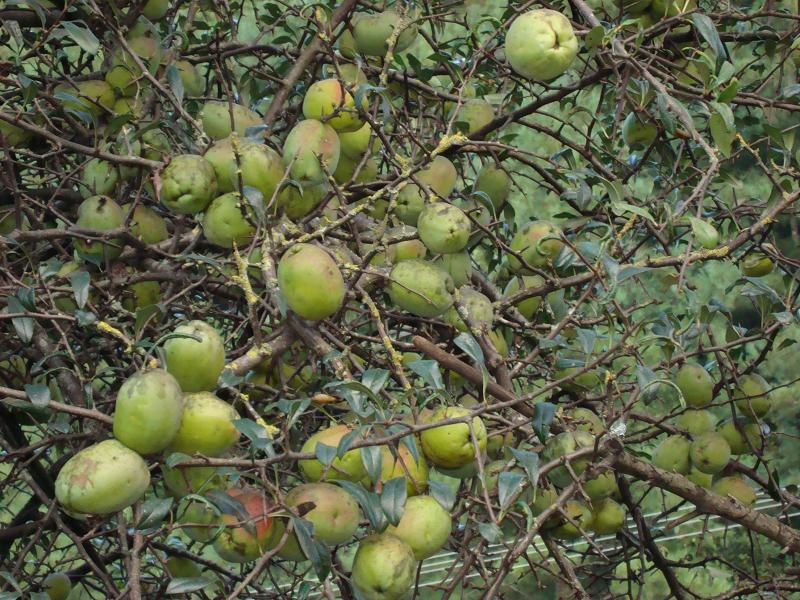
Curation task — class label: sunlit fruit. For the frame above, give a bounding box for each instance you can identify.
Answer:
[420,406,487,469]
[299,424,367,482]
[202,192,256,249]
[508,221,564,273]
[169,392,240,456]
[711,475,756,506]
[277,243,345,321]
[164,320,225,392]
[689,432,731,475]
[674,363,714,408]
[74,195,124,260]
[505,9,579,81]
[351,533,417,600]
[386,495,452,560]
[302,78,365,132]
[282,119,341,184]
[417,203,472,254]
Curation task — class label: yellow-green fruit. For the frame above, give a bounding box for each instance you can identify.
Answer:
[650,0,695,18]
[530,486,560,529]
[417,203,472,254]
[112,96,146,118]
[299,424,367,482]
[503,274,544,320]
[55,439,150,515]
[711,476,756,506]
[434,251,472,287]
[302,78,365,133]
[55,80,115,119]
[351,533,417,600]
[732,373,771,418]
[621,112,658,148]
[213,488,274,563]
[278,182,330,220]
[622,0,652,13]
[386,495,451,560]
[444,286,493,332]
[394,185,427,225]
[282,119,341,184]
[489,328,509,358]
[123,276,160,310]
[419,156,458,197]
[585,472,619,501]
[542,430,594,487]
[178,498,219,542]
[162,465,225,497]
[505,9,579,81]
[652,435,690,474]
[113,368,183,454]
[165,557,202,579]
[105,36,161,97]
[333,153,378,184]
[202,192,256,249]
[169,392,240,456]
[43,572,72,600]
[338,122,376,159]
[554,366,601,394]
[717,419,762,455]
[689,432,731,475]
[337,28,357,58]
[420,406,487,469]
[741,253,774,277]
[508,221,564,273]
[175,59,204,96]
[160,155,218,214]
[74,195,125,260]
[285,482,360,545]
[142,0,169,19]
[123,204,168,244]
[674,363,714,408]
[277,243,345,321]
[200,101,262,140]
[336,63,367,87]
[351,10,418,57]
[384,225,427,263]
[675,409,715,436]
[552,501,592,539]
[164,320,225,392]
[475,163,511,211]
[387,259,455,318]
[0,119,33,147]
[591,498,625,534]
[568,408,603,435]
[79,158,118,199]
[377,443,429,495]
[450,98,494,135]
[686,466,713,488]
[203,137,284,200]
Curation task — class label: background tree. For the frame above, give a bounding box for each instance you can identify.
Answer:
[1,0,799,598]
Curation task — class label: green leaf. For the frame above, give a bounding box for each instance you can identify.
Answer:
[716,77,739,103]
[315,441,336,466]
[428,479,457,511]
[165,577,214,594]
[233,418,274,454]
[165,63,184,105]
[498,471,524,511]
[70,270,90,309]
[59,21,100,54]
[5,297,32,342]
[709,112,735,157]
[584,25,605,50]
[509,448,539,488]
[477,521,502,543]
[361,444,383,484]
[531,402,556,443]
[405,359,444,390]
[292,517,330,580]
[690,13,726,60]
[165,452,193,468]
[454,332,484,364]
[137,497,173,529]
[381,477,407,526]
[362,368,389,394]
[336,481,387,531]
[23,383,50,408]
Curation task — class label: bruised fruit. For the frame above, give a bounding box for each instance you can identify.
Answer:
[508,221,564,273]
[475,163,511,211]
[542,430,595,487]
[712,476,756,506]
[434,251,472,287]
[387,495,451,560]
[417,203,471,254]
[420,406,487,469]
[74,196,124,260]
[164,320,225,392]
[505,9,579,81]
[552,501,592,539]
[169,392,240,456]
[160,155,218,214]
[388,259,454,317]
[675,409,715,436]
[278,243,345,321]
[732,373,771,418]
[689,432,731,475]
[55,439,150,515]
[351,10,418,57]
[203,137,284,200]
[200,101,262,140]
[282,119,340,184]
[202,192,256,249]
[286,482,360,545]
[717,419,762,455]
[299,424,366,482]
[591,498,625,534]
[113,369,183,454]
[351,533,417,600]
[444,286,493,332]
[303,78,365,132]
[674,363,714,408]
[213,488,274,563]
[652,435,690,474]
[503,274,544,320]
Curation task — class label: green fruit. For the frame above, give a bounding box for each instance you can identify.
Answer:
[591,498,625,534]
[351,533,417,600]
[165,557,202,579]
[337,28,357,58]
[388,259,455,317]
[394,185,427,225]
[169,392,240,457]
[530,486,560,529]
[55,80,115,119]
[382,225,427,263]
[475,163,511,210]
[213,488,274,563]
[552,500,592,539]
[55,439,150,515]
[741,253,775,277]
[503,274,544,320]
[542,430,594,487]
[203,137,284,200]
[105,36,161,97]
[160,155,218,214]
[74,195,125,260]
[732,373,771,418]
[508,221,564,273]
[386,495,451,560]
[450,98,495,135]
[0,119,33,147]
[303,78,365,132]
[175,59,204,96]
[419,156,458,197]
[285,482,360,545]
[417,203,472,254]
[351,10,418,57]
[202,192,256,249]
[420,406,487,469]
[689,432,731,475]
[567,408,603,435]
[505,9,578,81]
[178,498,219,542]
[200,101,262,140]
[333,153,378,184]
[652,435,690,474]
[650,0,696,18]
[164,320,225,392]
[113,368,183,454]
[299,424,367,482]
[621,112,658,148]
[277,243,345,321]
[433,251,472,287]
[717,418,762,455]
[674,363,714,408]
[162,465,225,497]
[282,119,341,184]
[43,572,72,600]
[686,466,713,488]
[675,409,715,436]
[711,476,756,506]
[375,443,429,495]
[444,286,493,332]
[338,122,376,159]
[278,182,330,220]
[585,472,618,501]
[123,204,168,244]
[79,158,119,199]
[554,366,601,394]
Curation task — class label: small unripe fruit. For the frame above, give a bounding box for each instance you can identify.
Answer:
[162,465,226,497]
[164,320,225,392]
[351,533,417,600]
[552,501,592,539]
[387,495,451,560]
[732,373,771,418]
[420,406,487,469]
[741,253,774,277]
[674,363,714,408]
[42,572,72,600]
[686,466,713,488]
[169,392,240,457]
[387,259,455,317]
[433,251,472,288]
[278,243,345,321]
[374,443,429,495]
[689,432,731,475]
[278,182,330,220]
[338,122,376,159]
[417,203,472,254]
[717,419,762,455]
[542,430,595,487]
[622,112,658,148]
[503,274,544,320]
[79,158,119,199]
[592,498,625,534]
[351,10,418,57]
[123,204,168,244]
[175,59,204,96]
[55,80,115,119]
[585,472,619,501]
[505,10,578,81]
[444,286,493,332]
[202,192,256,249]
[675,409,716,436]
[652,435,690,474]
[285,483,360,545]
[74,195,125,260]
[160,155,218,214]
[450,98,494,135]
[475,163,511,210]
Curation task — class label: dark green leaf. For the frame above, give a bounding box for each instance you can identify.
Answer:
[165,64,184,105]
[70,271,90,309]
[361,444,383,484]
[336,481,387,531]
[531,402,556,443]
[23,383,50,408]
[690,14,726,60]
[315,441,336,466]
[165,452,193,468]
[165,577,214,594]
[381,477,407,526]
[5,297,32,342]
[59,21,100,54]
[292,517,330,580]
[509,448,540,488]
[137,497,173,529]
[362,368,389,394]
[406,360,444,390]
[498,471,524,511]
[477,521,502,543]
[454,332,484,364]
[428,479,457,511]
